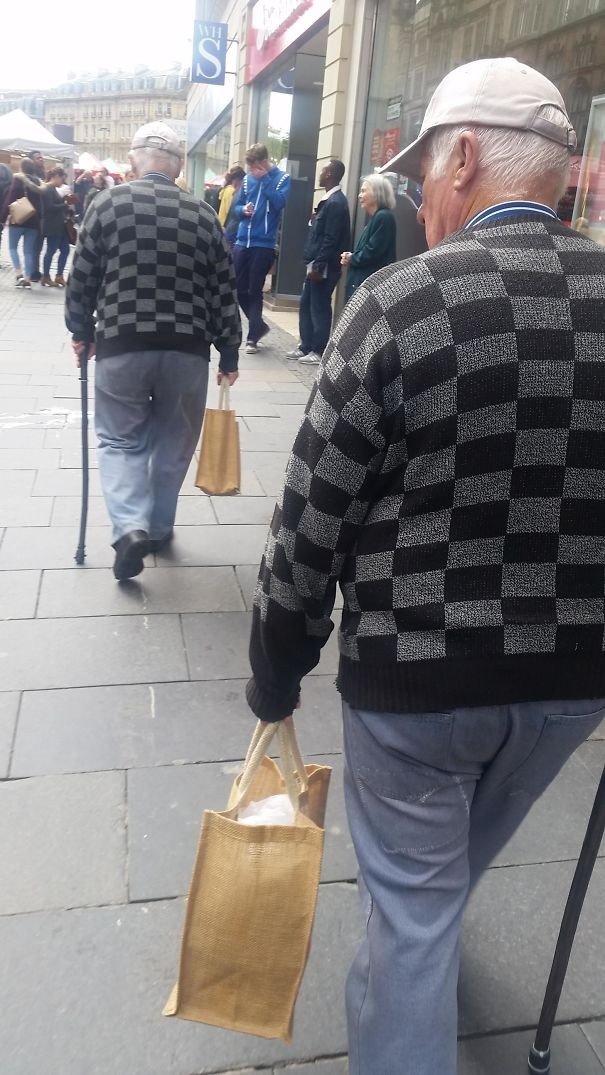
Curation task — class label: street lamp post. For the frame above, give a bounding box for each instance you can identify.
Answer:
[98,125,109,162]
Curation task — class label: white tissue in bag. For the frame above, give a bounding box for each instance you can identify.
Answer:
[238,794,295,826]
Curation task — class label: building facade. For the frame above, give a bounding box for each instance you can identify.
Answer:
[44,66,189,164]
[0,91,46,121]
[187,0,605,303]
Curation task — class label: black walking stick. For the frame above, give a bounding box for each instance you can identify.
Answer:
[74,354,89,565]
[528,765,605,1073]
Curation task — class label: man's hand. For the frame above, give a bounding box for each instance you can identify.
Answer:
[341,251,352,266]
[72,340,95,368]
[217,370,239,387]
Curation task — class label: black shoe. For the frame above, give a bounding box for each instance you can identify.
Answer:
[149,530,174,554]
[112,530,149,580]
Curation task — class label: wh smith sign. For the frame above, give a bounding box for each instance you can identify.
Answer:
[191,21,228,86]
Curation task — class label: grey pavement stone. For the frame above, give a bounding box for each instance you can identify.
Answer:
[0,470,35,496]
[239,428,299,454]
[32,467,104,497]
[50,495,216,528]
[576,740,605,782]
[60,448,100,468]
[36,566,245,618]
[183,612,339,681]
[459,860,605,1034]
[154,524,268,566]
[0,447,60,469]
[458,1025,605,1075]
[0,428,46,447]
[582,1022,605,1069]
[0,692,19,779]
[0,525,143,569]
[0,396,53,413]
[10,677,344,777]
[494,752,604,868]
[0,615,188,691]
[0,569,40,618]
[236,563,261,609]
[211,495,275,526]
[0,373,29,384]
[0,384,55,398]
[127,752,351,901]
[276,1062,347,1075]
[590,719,605,740]
[0,771,127,914]
[0,885,361,1074]
[0,495,53,526]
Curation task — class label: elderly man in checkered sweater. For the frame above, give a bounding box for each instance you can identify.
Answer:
[65,122,241,581]
[246,58,605,1073]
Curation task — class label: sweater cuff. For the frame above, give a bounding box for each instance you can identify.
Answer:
[218,344,239,373]
[245,676,300,722]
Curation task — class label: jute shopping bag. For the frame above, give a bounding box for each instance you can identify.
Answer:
[195,380,240,495]
[163,718,331,1041]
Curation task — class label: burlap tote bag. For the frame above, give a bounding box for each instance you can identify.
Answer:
[195,379,240,495]
[163,718,331,1041]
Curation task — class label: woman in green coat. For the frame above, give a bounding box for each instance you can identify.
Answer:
[341,174,397,301]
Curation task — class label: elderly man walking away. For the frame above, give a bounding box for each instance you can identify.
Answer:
[231,143,290,353]
[66,121,241,581]
[246,58,605,1074]
[286,159,350,366]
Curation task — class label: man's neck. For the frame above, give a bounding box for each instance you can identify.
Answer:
[461,189,558,229]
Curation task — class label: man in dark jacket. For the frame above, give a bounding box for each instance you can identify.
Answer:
[0,162,12,254]
[66,122,241,581]
[286,159,351,366]
[246,58,605,1073]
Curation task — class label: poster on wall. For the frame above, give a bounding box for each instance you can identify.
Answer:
[382,128,401,167]
[370,129,384,168]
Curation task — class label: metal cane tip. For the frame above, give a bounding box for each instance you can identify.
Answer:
[528,1044,551,1073]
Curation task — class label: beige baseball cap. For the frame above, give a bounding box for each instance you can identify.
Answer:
[131,122,184,158]
[381,57,577,179]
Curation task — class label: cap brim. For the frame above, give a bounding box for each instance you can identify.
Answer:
[379,132,426,180]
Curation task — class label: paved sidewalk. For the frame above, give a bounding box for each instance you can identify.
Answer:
[0,251,604,1075]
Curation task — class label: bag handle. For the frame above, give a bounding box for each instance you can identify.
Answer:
[218,379,231,411]
[236,717,308,811]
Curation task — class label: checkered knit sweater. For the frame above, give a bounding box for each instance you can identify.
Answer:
[65,175,241,371]
[247,216,605,721]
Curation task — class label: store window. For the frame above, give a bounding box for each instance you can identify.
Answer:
[359,0,605,248]
[572,94,605,245]
[255,63,294,169]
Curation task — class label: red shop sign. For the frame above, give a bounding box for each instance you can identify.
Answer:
[246,0,332,83]
[381,127,401,167]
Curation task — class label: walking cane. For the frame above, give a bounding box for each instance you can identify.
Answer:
[74,354,89,565]
[528,765,605,1073]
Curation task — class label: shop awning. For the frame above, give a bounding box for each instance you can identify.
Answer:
[0,108,74,159]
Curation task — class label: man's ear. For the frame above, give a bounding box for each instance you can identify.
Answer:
[452,132,480,191]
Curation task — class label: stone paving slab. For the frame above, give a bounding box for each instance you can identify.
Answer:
[0,885,361,1075]
[0,447,60,469]
[211,496,276,526]
[0,770,126,914]
[0,494,53,526]
[31,467,104,497]
[127,753,351,902]
[0,691,19,779]
[0,524,150,569]
[0,470,36,496]
[276,1061,347,1075]
[36,566,245,618]
[459,860,605,1034]
[0,615,188,691]
[50,494,217,528]
[582,1022,605,1069]
[151,524,268,566]
[0,428,47,447]
[458,1025,605,1074]
[576,739,605,782]
[0,568,40,618]
[11,675,343,778]
[0,395,55,412]
[182,612,339,681]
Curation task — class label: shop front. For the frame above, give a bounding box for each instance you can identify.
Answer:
[356,0,605,248]
[245,0,332,304]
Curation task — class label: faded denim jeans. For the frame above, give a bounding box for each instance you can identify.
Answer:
[342,697,605,1075]
[95,350,209,543]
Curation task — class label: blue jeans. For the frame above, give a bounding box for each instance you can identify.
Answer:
[94,350,209,543]
[343,697,605,1075]
[299,270,339,356]
[233,245,274,344]
[43,234,69,277]
[8,225,36,278]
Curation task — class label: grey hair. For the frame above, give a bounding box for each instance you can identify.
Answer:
[130,146,181,180]
[361,173,396,211]
[426,106,571,201]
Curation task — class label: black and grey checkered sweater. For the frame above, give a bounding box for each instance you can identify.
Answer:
[65,176,241,371]
[247,216,605,720]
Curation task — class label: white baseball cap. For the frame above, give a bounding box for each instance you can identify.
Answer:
[131,122,184,158]
[381,57,577,179]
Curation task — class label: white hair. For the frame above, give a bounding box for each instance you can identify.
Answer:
[130,146,181,180]
[361,173,396,211]
[426,106,571,201]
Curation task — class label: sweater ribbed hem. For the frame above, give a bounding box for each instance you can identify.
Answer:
[336,653,605,713]
[246,676,301,723]
[95,332,211,361]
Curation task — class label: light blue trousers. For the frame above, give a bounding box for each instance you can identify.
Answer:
[94,350,209,543]
[342,697,605,1075]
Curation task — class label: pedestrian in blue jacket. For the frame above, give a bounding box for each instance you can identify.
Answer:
[231,143,290,353]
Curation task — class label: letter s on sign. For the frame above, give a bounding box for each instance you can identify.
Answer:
[197,36,222,81]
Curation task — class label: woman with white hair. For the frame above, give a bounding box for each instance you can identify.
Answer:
[341,174,397,300]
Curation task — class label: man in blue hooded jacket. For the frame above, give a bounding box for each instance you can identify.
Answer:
[231,143,290,353]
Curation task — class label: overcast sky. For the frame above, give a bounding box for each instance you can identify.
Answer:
[2,1,195,90]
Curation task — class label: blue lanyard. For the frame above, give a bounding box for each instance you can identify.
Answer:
[465,200,558,230]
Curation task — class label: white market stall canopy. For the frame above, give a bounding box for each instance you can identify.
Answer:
[0,109,74,159]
